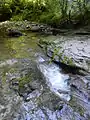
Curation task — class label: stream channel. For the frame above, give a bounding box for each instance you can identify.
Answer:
[0,31,89,120]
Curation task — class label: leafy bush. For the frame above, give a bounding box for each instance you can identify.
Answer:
[0,1,12,21]
[39,12,60,26]
[0,0,90,27]
[9,0,24,14]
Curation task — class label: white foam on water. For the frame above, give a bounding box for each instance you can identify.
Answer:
[38,59,71,101]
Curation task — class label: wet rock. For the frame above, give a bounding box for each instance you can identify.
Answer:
[0,57,88,120]
[85,76,90,81]
[7,28,23,37]
[0,58,45,120]
[17,96,87,120]
[0,21,62,36]
[27,25,41,32]
[26,25,39,31]
[39,35,90,72]
[0,21,52,35]
[58,104,86,120]
[69,75,90,118]
[0,85,22,120]
[4,58,45,100]
[0,21,90,120]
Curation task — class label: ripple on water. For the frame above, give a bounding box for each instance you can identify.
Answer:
[37,56,71,101]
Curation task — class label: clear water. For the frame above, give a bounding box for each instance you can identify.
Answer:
[0,31,70,101]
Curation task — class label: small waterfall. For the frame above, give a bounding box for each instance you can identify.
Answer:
[37,56,71,101]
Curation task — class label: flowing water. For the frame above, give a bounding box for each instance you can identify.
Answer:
[0,31,88,120]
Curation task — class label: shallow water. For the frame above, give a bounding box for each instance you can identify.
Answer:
[0,30,88,120]
[0,31,70,100]
[0,31,72,119]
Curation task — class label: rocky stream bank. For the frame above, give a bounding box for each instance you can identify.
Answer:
[0,21,90,120]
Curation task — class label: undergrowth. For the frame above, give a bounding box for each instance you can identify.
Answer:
[0,0,90,28]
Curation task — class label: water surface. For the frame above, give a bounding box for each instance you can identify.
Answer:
[0,31,71,120]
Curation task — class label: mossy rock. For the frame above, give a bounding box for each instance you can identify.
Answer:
[39,35,90,72]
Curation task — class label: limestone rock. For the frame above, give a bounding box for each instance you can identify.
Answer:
[39,35,90,72]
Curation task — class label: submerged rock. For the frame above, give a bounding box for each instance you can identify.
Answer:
[0,21,90,120]
[0,57,89,120]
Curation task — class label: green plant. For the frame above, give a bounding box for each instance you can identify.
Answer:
[0,0,90,27]
[0,0,12,21]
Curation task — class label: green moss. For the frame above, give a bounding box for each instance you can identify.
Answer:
[59,54,74,66]
[39,39,51,46]
[18,74,32,88]
[67,58,74,65]
[51,47,60,61]
[62,56,68,64]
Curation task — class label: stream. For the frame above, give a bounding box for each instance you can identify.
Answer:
[0,30,89,120]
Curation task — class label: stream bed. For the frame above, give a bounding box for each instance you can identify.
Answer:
[0,30,90,120]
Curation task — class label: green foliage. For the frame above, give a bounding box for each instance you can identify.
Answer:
[69,0,90,24]
[39,12,60,25]
[0,0,12,21]
[9,0,25,15]
[0,0,90,27]
[10,14,23,21]
[59,0,68,18]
